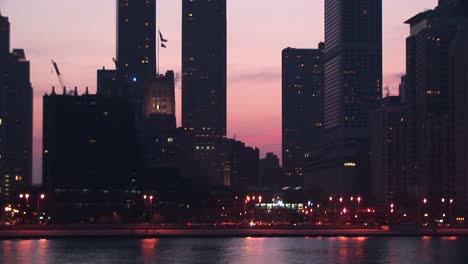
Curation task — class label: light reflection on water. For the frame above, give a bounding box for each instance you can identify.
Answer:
[0,237,467,264]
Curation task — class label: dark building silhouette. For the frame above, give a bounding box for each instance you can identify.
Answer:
[182,0,227,137]
[282,43,324,179]
[98,0,159,120]
[369,96,404,205]
[0,14,9,58]
[402,3,468,205]
[259,152,284,189]
[0,14,33,206]
[177,135,259,190]
[305,0,382,196]
[140,71,178,171]
[449,26,468,217]
[116,0,156,79]
[42,90,140,221]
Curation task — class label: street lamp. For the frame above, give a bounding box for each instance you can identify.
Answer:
[143,194,155,222]
[37,194,46,213]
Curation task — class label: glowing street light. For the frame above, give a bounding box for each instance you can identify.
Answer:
[37,194,46,213]
[423,198,428,204]
[339,197,343,203]
[441,198,446,203]
[329,196,333,201]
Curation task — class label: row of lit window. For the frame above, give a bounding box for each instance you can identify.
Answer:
[195,146,215,150]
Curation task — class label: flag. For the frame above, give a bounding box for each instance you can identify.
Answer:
[161,43,167,48]
[159,30,168,43]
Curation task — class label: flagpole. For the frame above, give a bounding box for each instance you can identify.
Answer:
[157,27,160,75]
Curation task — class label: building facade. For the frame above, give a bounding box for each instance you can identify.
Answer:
[402,3,468,203]
[282,43,324,179]
[42,90,139,221]
[369,96,404,205]
[182,0,227,137]
[0,15,33,206]
[305,0,382,196]
[449,26,468,217]
[116,0,156,79]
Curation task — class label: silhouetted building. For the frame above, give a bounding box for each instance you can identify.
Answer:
[0,14,9,59]
[0,14,33,206]
[449,26,468,217]
[117,0,156,79]
[369,96,404,205]
[282,43,324,178]
[144,71,176,118]
[305,0,382,195]
[259,153,283,189]
[399,76,407,104]
[98,0,159,120]
[140,71,178,170]
[42,90,139,221]
[182,0,227,137]
[402,3,468,204]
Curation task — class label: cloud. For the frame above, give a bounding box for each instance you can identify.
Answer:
[228,71,280,83]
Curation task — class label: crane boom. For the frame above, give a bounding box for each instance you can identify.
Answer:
[51,60,66,91]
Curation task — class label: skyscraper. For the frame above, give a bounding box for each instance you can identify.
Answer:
[0,14,9,58]
[282,43,324,179]
[42,90,139,221]
[402,3,468,204]
[99,0,161,120]
[369,96,404,204]
[182,0,227,137]
[0,15,33,205]
[450,27,468,218]
[305,0,382,195]
[116,0,156,79]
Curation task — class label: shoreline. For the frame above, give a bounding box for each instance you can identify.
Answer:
[1,226,468,239]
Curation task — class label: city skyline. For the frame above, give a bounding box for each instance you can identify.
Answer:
[2,0,438,183]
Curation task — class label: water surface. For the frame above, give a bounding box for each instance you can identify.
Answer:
[0,237,466,264]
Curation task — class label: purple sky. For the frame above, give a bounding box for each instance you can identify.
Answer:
[2,0,438,184]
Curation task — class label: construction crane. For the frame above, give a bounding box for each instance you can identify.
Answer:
[112,57,118,69]
[51,60,66,92]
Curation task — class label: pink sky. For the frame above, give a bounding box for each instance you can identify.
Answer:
[2,0,437,184]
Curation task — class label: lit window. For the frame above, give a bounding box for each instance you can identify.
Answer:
[344,162,357,167]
